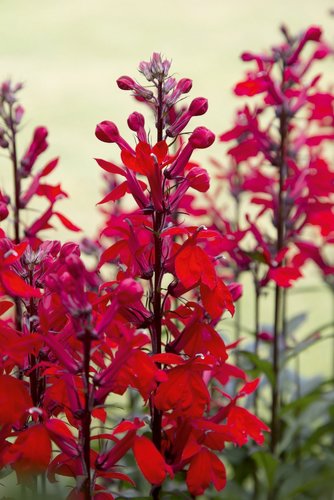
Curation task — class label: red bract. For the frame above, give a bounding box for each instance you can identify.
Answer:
[186,447,226,495]
[3,425,52,482]
[0,376,32,425]
[133,436,173,485]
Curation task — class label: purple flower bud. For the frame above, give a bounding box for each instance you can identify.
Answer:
[14,105,24,125]
[163,77,176,93]
[138,61,154,81]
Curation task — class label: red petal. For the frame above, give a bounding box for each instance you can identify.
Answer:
[97,181,128,205]
[5,425,51,480]
[53,212,81,232]
[200,279,235,319]
[186,448,226,495]
[1,269,42,298]
[0,375,33,425]
[133,436,172,485]
[95,158,126,176]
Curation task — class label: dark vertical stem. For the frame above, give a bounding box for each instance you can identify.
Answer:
[8,103,21,244]
[151,80,164,500]
[294,353,302,467]
[81,331,92,500]
[331,288,334,381]
[270,99,288,455]
[28,270,39,406]
[253,276,261,414]
[233,191,241,344]
[8,103,23,332]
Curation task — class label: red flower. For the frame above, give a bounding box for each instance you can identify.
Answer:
[186,447,226,495]
[3,425,52,482]
[227,406,270,446]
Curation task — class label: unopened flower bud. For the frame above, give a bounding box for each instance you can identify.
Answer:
[65,254,85,279]
[304,26,322,42]
[127,112,145,132]
[117,76,136,90]
[95,120,120,143]
[189,127,215,149]
[189,97,208,116]
[177,78,193,94]
[186,167,210,192]
[117,278,143,305]
[0,202,9,221]
[14,105,24,125]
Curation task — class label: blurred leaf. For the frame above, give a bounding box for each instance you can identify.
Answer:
[280,464,334,499]
[238,351,274,386]
[286,313,307,335]
[301,422,334,452]
[243,250,268,264]
[252,451,278,491]
[280,380,333,416]
[284,329,334,363]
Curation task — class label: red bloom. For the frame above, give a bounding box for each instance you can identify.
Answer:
[3,425,52,482]
[227,406,270,446]
[186,447,226,495]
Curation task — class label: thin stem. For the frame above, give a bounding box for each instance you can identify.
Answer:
[8,103,21,244]
[270,100,288,455]
[81,330,92,500]
[150,80,165,500]
[8,103,23,332]
[253,276,261,414]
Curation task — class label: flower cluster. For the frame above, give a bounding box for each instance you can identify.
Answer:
[0,54,268,499]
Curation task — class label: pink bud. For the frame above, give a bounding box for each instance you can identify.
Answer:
[304,26,322,42]
[117,278,143,305]
[117,76,136,91]
[177,78,193,94]
[241,52,254,61]
[189,127,215,149]
[186,167,210,192]
[14,105,25,125]
[95,121,120,143]
[0,202,9,221]
[65,254,85,279]
[127,112,145,131]
[189,97,208,117]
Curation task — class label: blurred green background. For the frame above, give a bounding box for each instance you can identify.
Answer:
[1,0,334,380]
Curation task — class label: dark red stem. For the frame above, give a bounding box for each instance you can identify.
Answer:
[81,330,92,500]
[270,100,288,454]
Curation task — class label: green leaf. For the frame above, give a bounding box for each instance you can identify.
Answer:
[252,450,279,491]
[238,350,274,386]
[285,312,307,335]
